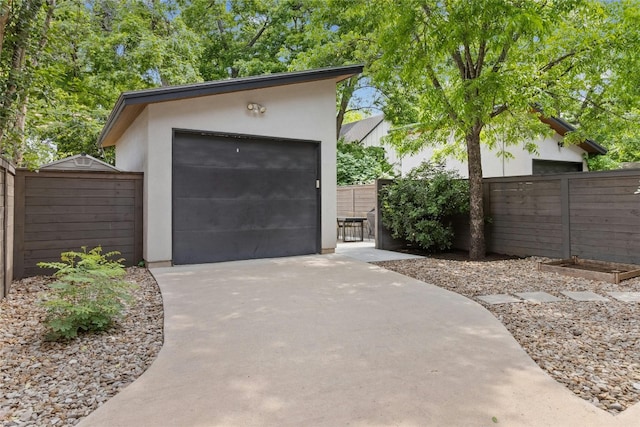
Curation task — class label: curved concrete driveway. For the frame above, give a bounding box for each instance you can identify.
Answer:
[80,255,639,426]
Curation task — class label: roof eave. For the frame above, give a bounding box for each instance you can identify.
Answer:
[539,115,607,155]
[97,96,127,147]
[98,65,364,148]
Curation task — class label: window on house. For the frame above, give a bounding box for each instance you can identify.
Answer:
[532,160,583,175]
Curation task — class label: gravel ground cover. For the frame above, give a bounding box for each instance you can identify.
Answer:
[375,255,640,415]
[0,267,163,426]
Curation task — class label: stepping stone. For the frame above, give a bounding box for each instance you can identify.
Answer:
[607,292,640,302]
[561,291,609,302]
[477,294,522,305]
[515,292,562,303]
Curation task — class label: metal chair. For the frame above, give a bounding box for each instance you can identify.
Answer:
[366,209,375,240]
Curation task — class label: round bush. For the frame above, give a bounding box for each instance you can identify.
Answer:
[379,162,469,251]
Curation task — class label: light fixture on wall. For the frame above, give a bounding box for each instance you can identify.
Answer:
[247,103,266,114]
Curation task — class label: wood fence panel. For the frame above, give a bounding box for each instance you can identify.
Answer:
[569,173,640,264]
[336,187,354,217]
[14,170,143,279]
[376,170,640,263]
[336,184,376,217]
[484,179,564,258]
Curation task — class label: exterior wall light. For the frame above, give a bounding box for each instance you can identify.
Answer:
[247,103,266,114]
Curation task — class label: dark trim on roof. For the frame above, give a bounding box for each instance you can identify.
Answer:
[542,116,607,155]
[98,65,363,147]
[121,65,363,105]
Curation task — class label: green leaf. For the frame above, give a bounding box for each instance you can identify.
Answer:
[38,246,136,340]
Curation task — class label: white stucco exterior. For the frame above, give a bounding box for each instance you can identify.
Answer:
[397,134,588,178]
[112,80,338,265]
[358,120,589,178]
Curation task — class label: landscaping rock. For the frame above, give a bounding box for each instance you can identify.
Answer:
[376,255,640,414]
[0,267,163,426]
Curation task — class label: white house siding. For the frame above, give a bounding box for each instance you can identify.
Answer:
[355,116,589,178]
[398,133,587,178]
[116,80,337,264]
[359,120,402,167]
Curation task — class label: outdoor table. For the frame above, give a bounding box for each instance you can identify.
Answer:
[337,217,366,242]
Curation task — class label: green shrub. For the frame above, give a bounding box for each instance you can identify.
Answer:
[38,246,136,340]
[379,162,469,252]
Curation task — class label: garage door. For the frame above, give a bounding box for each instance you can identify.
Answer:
[172,131,320,264]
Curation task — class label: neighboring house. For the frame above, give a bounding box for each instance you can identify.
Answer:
[97,65,363,267]
[38,153,121,172]
[340,114,607,177]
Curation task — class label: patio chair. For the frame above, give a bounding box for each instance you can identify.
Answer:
[366,209,375,240]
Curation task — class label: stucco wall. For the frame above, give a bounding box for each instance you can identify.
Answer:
[389,133,587,178]
[114,108,149,173]
[116,80,337,264]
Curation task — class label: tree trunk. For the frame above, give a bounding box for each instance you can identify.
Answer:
[11,97,27,166]
[0,1,12,56]
[0,0,45,151]
[466,124,486,260]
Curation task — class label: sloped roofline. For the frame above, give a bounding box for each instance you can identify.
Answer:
[98,64,364,147]
[539,116,607,155]
[382,113,607,156]
[38,153,121,171]
[339,114,385,143]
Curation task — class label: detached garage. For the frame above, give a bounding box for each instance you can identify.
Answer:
[98,65,362,267]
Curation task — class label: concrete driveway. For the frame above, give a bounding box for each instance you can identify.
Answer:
[79,255,640,426]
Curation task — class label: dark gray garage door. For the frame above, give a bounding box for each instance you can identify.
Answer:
[172,131,320,264]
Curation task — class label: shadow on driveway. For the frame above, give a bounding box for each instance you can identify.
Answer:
[79,255,639,426]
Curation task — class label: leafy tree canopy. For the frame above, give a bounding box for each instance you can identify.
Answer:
[0,0,637,188]
[337,139,396,186]
[369,0,640,258]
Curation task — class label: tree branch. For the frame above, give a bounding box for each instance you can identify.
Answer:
[426,65,459,124]
[336,76,356,139]
[246,20,269,49]
[490,104,508,118]
[544,90,636,123]
[491,33,519,73]
[539,50,579,73]
[476,40,486,75]
[451,48,466,78]
[421,4,433,17]
[464,44,475,78]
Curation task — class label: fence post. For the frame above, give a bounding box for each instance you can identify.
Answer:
[12,170,25,281]
[483,180,492,253]
[352,187,357,216]
[0,159,15,298]
[561,177,571,259]
[1,165,5,298]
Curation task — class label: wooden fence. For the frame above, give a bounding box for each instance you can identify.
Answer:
[13,169,143,279]
[377,169,640,264]
[337,184,376,217]
[0,159,15,297]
